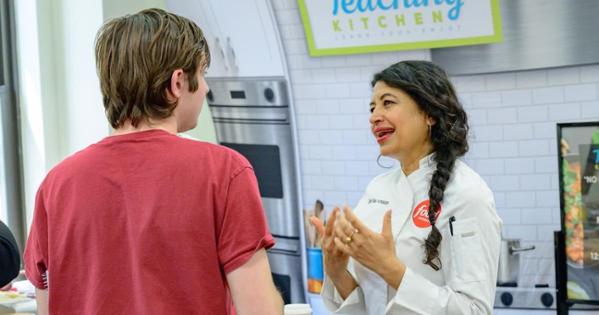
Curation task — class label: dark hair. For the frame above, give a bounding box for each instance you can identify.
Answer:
[371,60,469,270]
[95,8,211,128]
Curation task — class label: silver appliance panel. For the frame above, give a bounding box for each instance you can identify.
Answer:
[208,78,288,107]
[431,0,599,75]
[213,121,299,238]
[211,106,289,123]
[268,245,304,304]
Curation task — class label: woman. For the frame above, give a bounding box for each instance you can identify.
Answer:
[311,61,502,314]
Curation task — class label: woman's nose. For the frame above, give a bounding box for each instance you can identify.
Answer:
[369,109,383,125]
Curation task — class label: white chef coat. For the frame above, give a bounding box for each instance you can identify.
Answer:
[321,155,502,314]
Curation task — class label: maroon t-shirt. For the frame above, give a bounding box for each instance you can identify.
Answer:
[24,129,274,314]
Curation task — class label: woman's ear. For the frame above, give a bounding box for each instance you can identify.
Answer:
[426,116,437,126]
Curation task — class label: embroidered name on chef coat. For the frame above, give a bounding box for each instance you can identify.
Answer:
[368,198,389,205]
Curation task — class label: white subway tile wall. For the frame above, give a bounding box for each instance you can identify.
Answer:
[272,0,599,288]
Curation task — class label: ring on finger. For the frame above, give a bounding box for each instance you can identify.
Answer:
[345,228,359,243]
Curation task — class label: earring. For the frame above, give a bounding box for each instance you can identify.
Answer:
[376,154,394,169]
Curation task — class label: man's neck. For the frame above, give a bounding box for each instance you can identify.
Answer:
[112,117,178,136]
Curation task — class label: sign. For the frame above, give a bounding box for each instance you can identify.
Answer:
[298,0,503,56]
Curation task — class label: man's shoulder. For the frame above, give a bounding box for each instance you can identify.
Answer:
[175,136,251,169]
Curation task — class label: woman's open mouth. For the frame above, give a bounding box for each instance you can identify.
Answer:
[374,128,395,144]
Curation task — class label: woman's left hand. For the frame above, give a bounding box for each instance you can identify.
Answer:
[334,205,406,288]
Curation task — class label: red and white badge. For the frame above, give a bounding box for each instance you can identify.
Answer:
[412,200,442,228]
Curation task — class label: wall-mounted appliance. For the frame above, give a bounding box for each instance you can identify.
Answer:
[207,77,305,304]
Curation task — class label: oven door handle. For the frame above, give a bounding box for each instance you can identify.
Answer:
[210,107,288,122]
[213,117,288,124]
[212,113,287,120]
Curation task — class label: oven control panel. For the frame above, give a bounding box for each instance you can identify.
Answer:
[494,287,555,309]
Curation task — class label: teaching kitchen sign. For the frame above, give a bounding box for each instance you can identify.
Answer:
[298,0,502,56]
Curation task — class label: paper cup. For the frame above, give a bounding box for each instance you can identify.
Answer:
[284,303,312,315]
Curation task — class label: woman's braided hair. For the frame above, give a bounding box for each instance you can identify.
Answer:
[372,61,469,270]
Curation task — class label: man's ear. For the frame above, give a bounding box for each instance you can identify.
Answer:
[167,69,185,99]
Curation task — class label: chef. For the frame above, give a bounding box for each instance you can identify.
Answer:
[312,60,502,314]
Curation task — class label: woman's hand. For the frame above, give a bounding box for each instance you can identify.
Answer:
[310,207,349,280]
[334,205,406,289]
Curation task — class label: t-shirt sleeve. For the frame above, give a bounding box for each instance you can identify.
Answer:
[218,167,275,274]
[23,187,49,289]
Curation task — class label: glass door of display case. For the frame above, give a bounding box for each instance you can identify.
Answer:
[556,122,599,313]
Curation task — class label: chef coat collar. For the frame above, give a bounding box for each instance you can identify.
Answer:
[418,153,435,168]
[399,153,436,178]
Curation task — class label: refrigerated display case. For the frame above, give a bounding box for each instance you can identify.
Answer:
[556,122,599,313]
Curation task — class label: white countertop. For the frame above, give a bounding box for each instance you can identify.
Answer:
[494,310,598,315]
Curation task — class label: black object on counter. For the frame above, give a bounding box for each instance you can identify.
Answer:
[0,220,20,287]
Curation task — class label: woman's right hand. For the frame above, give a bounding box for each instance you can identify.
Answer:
[310,207,349,280]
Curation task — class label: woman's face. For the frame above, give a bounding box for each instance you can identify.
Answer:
[369,81,431,160]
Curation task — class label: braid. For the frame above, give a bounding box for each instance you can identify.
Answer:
[424,147,455,270]
[422,106,467,270]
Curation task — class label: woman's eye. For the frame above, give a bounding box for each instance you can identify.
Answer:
[369,107,375,113]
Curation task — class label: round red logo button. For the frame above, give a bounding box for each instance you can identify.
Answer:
[412,200,442,228]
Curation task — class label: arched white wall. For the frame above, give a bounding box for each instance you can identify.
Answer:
[15,0,106,227]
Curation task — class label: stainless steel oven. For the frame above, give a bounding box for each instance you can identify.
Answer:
[207,77,305,303]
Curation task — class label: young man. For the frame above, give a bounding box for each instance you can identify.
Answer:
[0,220,20,288]
[24,8,283,315]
